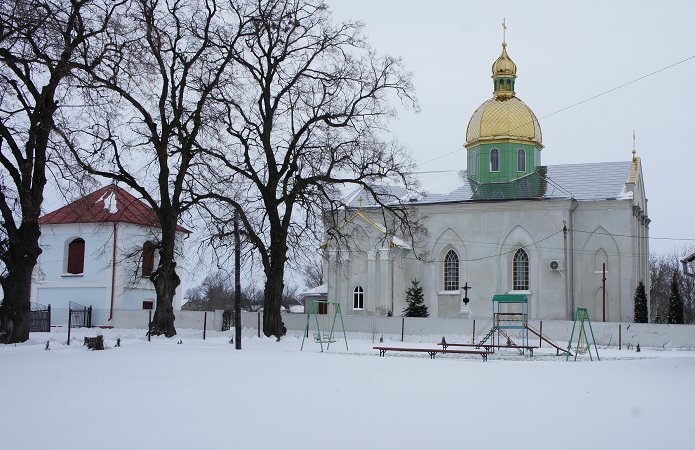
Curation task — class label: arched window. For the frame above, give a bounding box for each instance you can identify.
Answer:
[594,248,608,272]
[142,241,156,277]
[353,285,364,310]
[517,148,526,172]
[513,249,529,291]
[67,238,85,274]
[490,148,499,172]
[444,250,459,291]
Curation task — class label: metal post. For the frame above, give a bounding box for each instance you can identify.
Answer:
[401,317,404,342]
[602,263,606,322]
[67,306,72,345]
[48,304,51,330]
[618,324,621,350]
[203,311,207,340]
[539,320,543,348]
[472,319,476,344]
[234,209,242,350]
[148,310,152,342]
[257,311,261,338]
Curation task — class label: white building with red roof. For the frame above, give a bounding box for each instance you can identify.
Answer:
[31,184,190,324]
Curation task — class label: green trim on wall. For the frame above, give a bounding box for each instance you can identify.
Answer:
[467,142,541,184]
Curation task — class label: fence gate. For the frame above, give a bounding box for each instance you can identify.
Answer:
[30,303,51,332]
[69,301,92,328]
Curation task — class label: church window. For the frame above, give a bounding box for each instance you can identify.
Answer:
[513,249,529,291]
[67,238,85,274]
[594,248,608,272]
[353,285,364,310]
[470,152,477,176]
[517,149,526,172]
[142,241,156,277]
[490,148,500,172]
[444,250,459,291]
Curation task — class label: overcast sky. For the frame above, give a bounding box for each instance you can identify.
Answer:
[327,0,695,256]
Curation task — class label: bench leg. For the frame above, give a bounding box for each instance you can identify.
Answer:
[482,354,488,362]
[428,352,436,359]
[379,349,386,357]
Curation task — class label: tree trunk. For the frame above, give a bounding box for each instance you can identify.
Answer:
[148,222,179,337]
[263,241,287,339]
[0,223,41,344]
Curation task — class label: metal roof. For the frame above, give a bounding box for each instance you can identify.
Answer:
[39,184,191,233]
[344,161,633,207]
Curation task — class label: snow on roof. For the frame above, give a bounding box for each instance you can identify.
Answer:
[348,161,634,206]
[302,284,327,296]
[39,184,191,233]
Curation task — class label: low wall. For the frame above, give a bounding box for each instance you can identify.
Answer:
[42,307,695,349]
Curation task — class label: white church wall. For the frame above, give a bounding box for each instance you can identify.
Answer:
[408,200,570,320]
[572,200,636,322]
[31,222,187,320]
[32,223,115,310]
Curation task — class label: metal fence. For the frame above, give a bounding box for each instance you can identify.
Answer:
[69,301,92,328]
[30,303,51,332]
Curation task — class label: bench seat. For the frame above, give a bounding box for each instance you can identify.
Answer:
[373,346,488,361]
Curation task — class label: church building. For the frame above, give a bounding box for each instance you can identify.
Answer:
[31,184,189,324]
[324,37,650,323]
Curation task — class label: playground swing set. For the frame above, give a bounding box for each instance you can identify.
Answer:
[303,295,599,362]
[300,300,348,352]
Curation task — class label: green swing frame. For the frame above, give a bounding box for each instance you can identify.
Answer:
[566,307,600,361]
[300,300,349,352]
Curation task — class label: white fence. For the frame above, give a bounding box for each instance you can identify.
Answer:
[39,307,695,349]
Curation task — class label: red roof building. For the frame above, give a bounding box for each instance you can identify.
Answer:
[39,184,190,233]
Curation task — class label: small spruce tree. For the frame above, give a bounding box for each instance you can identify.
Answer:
[633,281,648,323]
[667,270,684,325]
[402,279,429,317]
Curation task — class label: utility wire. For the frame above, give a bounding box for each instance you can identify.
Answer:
[417,54,695,168]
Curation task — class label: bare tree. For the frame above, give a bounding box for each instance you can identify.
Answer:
[63,0,247,336]
[198,0,420,338]
[0,0,120,343]
[650,247,695,323]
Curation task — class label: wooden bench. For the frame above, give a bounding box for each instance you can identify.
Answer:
[438,342,538,356]
[373,346,488,361]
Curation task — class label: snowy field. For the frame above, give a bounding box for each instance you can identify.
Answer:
[2,327,694,450]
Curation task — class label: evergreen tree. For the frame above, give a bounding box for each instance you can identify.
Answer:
[633,281,648,323]
[668,270,684,325]
[402,279,429,317]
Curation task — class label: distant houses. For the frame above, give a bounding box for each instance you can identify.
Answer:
[31,185,189,324]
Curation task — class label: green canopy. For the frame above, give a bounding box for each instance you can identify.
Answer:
[492,294,528,303]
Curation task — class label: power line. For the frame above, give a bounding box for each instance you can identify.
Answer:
[417,54,695,168]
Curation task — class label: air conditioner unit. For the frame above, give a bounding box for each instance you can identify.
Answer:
[549,260,564,271]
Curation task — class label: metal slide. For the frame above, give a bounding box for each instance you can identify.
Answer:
[525,324,572,356]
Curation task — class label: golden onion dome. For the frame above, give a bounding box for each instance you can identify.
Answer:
[465,96,543,148]
[491,43,517,78]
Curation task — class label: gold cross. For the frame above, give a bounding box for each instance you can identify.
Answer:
[632,130,637,160]
[502,18,507,45]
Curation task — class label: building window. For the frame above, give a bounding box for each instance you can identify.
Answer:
[142,300,154,310]
[444,250,459,291]
[470,151,477,176]
[517,148,526,172]
[513,248,529,291]
[67,238,85,274]
[142,241,156,277]
[490,148,499,172]
[353,285,364,310]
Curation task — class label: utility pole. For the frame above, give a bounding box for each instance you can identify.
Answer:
[234,210,242,350]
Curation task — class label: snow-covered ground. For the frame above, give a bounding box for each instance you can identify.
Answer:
[2,327,694,450]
